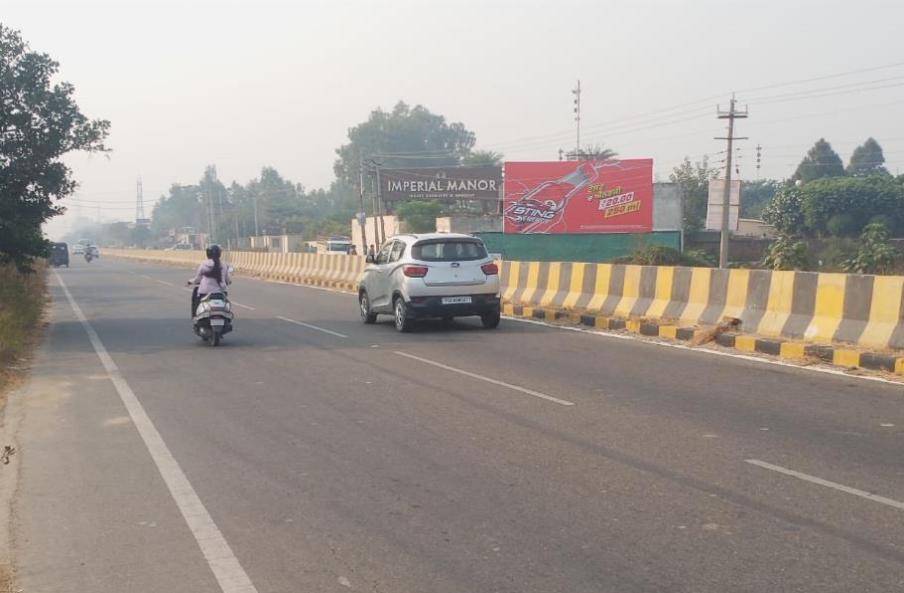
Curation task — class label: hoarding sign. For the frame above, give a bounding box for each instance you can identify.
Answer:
[380,166,501,201]
[705,179,741,231]
[503,159,653,234]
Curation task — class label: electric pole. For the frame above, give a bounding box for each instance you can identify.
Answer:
[357,158,368,255]
[715,94,748,268]
[755,144,762,179]
[572,79,582,155]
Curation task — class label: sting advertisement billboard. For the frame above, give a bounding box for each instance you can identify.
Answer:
[503,159,653,234]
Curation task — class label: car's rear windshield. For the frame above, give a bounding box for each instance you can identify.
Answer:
[413,239,487,262]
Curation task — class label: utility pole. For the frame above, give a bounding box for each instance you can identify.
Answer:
[357,159,369,256]
[374,163,386,247]
[755,144,762,179]
[715,94,748,268]
[572,79,581,155]
[252,191,260,237]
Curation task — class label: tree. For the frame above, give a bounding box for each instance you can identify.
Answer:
[847,137,888,176]
[396,200,444,233]
[0,25,110,270]
[761,183,805,234]
[670,156,718,232]
[792,138,844,183]
[461,150,504,167]
[740,179,780,219]
[572,144,618,160]
[333,101,476,189]
[800,175,903,236]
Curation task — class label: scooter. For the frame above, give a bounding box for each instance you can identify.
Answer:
[191,291,234,347]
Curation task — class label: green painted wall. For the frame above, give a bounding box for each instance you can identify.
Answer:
[475,231,681,263]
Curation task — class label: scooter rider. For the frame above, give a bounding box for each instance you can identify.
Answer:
[187,244,231,318]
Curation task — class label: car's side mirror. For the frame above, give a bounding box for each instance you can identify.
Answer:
[365,254,376,264]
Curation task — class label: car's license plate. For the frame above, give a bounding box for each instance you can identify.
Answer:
[210,319,226,326]
[442,296,472,305]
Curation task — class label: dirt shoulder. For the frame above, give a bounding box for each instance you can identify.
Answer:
[0,262,49,592]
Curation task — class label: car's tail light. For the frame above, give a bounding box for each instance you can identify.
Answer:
[403,265,429,278]
[481,263,499,275]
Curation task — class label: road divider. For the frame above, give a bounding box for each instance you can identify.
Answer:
[105,249,365,292]
[500,261,904,375]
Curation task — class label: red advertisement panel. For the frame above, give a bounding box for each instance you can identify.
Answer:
[503,159,653,234]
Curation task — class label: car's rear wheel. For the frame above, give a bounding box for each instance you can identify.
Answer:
[481,309,501,329]
[359,291,377,324]
[394,297,413,333]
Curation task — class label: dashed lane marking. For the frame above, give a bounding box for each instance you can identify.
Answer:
[746,459,904,512]
[277,315,348,338]
[393,351,575,407]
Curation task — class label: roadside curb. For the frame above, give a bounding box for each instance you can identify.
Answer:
[503,303,904,376]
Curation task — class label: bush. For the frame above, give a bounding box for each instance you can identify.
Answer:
[826,213,859,237]
[842,222,900,275]
[0,262,46,390]
[815,237,857,271]
[615,245,715,267]
[762,235,811,270]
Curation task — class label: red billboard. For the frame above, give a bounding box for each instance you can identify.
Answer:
[503,159,653,234]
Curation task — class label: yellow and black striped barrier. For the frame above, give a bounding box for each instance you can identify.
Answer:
[500,261,904,374]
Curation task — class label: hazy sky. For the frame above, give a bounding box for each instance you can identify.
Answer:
[5,0,904,238]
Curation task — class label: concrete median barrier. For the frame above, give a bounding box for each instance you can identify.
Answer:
[500,261,904,353]
[105,249,365,292]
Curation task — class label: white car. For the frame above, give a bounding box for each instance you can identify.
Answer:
[72,244,85,255]
[358,233,501,332]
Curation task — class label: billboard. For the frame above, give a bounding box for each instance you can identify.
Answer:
[380,166,501,202]
[705,179,741,231]
[503,159,653,234]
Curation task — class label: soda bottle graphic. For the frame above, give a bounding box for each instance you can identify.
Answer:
[519,161,610,233]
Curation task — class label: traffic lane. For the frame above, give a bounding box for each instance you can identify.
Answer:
[112,259,904,540]
[14,271,222,593]
[81,261,904,591]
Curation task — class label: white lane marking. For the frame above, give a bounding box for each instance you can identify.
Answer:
[139,274,153,280]
[277,315,348,338]
[232,302,256,311]
[506,316,904,389]
[746,459,904,512]
[393,351,575,407]
[155,279,175,287]
[54,271,259,593]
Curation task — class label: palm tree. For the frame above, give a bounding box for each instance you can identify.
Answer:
[573,144,618,160]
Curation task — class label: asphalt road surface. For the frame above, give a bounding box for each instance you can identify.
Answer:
[8,256,904,592]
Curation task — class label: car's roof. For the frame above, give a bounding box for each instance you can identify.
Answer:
[392,232,479,243]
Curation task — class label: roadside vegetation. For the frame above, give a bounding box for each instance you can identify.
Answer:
[673,137,904,274]
[0,262,46,394]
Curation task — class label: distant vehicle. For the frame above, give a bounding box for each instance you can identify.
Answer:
[166,243,194,251]
[84,245,99,262]
[358,233,501,332]
[326,238,352,253]
[49,242,69,267]
[72,244,85,255]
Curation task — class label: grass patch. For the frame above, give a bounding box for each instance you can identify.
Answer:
[0,261,47,394]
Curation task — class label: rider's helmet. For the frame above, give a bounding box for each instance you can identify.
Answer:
[206,244,222,259]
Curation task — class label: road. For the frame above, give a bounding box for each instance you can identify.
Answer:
[7,256,904,592]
